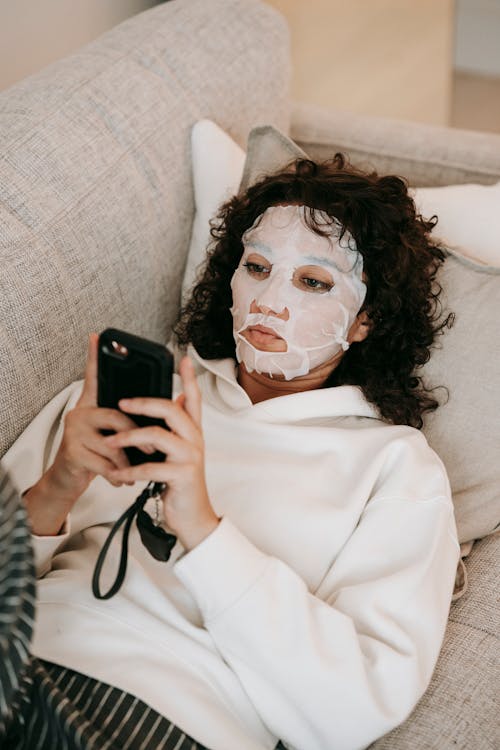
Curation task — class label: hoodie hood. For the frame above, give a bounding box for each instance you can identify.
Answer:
[187,345,381,425]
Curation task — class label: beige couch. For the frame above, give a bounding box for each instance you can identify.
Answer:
[0,0,498,747]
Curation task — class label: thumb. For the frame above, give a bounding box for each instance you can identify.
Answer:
[78,332,99,407]
[175,393,186,409]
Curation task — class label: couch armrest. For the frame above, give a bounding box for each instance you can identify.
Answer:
[290,100,500,187]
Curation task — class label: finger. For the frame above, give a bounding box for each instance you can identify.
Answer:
[99,435,155,459]
[109,461,182,485]
[78,333,99,407]
[104,426,189,461]
[83,434,131,471]
[142,444,156,455]
[118,398,199,444]
[179,356,202,427]
[77,445,125,483]
[85,407,139,434]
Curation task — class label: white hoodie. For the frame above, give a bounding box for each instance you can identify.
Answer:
[1,348,460,750]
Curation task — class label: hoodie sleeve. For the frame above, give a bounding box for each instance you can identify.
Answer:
[30,518,72,578]
[1,381,83,578]
[175,493,459,750]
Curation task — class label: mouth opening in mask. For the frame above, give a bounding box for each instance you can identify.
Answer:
[241,324,288,352]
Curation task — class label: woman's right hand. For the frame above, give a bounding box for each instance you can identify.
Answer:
[24,333,139,535]
[49,332,138,497]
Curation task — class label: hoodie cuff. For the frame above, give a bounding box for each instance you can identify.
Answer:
[174,517,270,623]
[32,516,71,577]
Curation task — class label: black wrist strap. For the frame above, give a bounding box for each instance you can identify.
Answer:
[92,482,177,600]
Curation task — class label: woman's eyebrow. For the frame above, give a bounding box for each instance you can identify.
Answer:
[245,240,273,257]
[302,254,337,269]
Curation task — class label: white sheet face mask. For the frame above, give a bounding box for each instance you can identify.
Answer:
[230,205,367,380]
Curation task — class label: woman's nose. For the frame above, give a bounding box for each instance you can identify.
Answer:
[250,270,291,319]
[250,299,290,320]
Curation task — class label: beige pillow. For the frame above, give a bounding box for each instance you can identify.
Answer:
[184,120,246,300]
[413,181,500,267]
[420,253,500,543]
[189,122,500,544]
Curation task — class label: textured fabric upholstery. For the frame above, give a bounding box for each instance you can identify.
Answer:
[291,101,500,188]
[0,0,290,456]
[422,253,500,543]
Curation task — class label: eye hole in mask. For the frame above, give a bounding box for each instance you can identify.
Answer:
[242,257,335,294]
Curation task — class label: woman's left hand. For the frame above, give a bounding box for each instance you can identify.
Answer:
[105,355,220,551]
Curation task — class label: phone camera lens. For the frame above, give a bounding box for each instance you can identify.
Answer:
[111,341,129,357]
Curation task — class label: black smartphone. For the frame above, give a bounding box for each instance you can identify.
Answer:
[97,328,174,466]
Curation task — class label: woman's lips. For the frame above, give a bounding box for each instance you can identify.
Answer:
[250,325,283,338]
[242,325,287,351]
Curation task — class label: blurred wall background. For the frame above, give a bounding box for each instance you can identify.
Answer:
[265,0,500,133]
[0,0,162,91]
[0,0,499,133]
[452,0,500,132]
[265,0,455,126]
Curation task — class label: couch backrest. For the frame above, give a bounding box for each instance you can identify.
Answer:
[0,0,290,456]
[291,101,500,188]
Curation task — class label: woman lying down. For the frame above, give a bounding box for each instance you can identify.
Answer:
[2,156,460,750]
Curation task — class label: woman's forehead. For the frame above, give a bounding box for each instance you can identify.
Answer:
[242,205,360,274]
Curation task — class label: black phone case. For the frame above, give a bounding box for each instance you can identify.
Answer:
[97,328,173,466]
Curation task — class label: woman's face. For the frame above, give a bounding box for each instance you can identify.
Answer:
[230,205,367,380]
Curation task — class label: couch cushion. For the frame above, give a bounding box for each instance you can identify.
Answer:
[0,0,291,457]
[186,121,500,544]
[420,253,500,544]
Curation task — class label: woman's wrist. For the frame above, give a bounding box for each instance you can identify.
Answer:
[178,513,221,552]
[23,466,82,536]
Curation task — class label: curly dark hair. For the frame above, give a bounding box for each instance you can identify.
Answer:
[174,155,454,429]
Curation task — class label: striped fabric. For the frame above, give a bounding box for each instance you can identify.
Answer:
[4,660,289,750]
[6,660,210,750]
[0,467,36,737]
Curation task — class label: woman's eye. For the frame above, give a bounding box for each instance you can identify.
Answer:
[243,262,270,277]
[300,277,334,292]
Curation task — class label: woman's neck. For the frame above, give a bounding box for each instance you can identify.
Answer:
[237,354,343,404]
